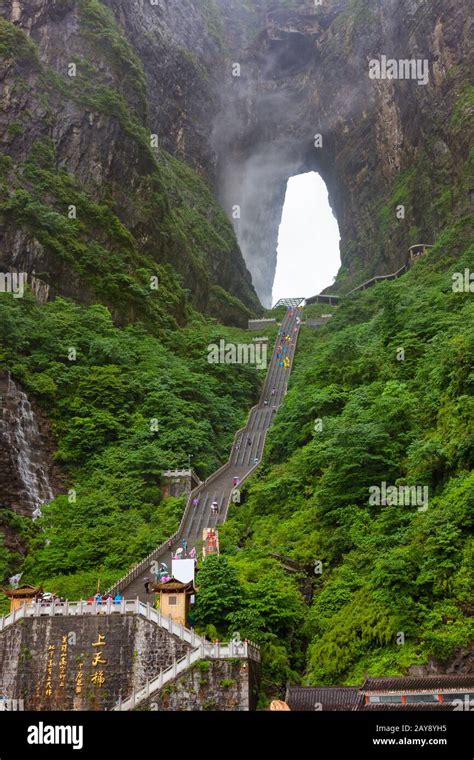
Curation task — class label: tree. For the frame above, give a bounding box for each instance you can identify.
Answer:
[193,555,243,631]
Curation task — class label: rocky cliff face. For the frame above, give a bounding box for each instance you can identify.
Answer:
[0,0,261,327]
[0,0,471,529]
[213,0,473,304]
[1,1,470,310]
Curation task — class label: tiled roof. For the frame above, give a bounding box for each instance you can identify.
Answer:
[286,687,364,712]
[362,675,474,693]
[1,584,42,597]
[153,577,195,593]
[364,703,456,711]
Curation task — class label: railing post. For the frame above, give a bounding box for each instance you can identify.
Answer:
[168,617,172,633]
[146,602,151,620]
[172,659,177,678]
[186,650,191,667]
[135,598,140,614]
[179,624,184,640]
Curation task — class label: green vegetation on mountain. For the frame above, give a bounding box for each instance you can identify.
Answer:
[217,218,474,695]
[0,14,259,328]
[0,0,472,706]
[0,292,262,606]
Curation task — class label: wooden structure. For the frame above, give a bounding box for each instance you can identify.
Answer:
[286,675,474,711]
[362,675,474,706]
[2,584,42,613]
[305,293,340,306]
[409,243,433,260]
[152,577,195,626]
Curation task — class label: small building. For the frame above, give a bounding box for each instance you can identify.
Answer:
[2,584,42,613]
[161,469,201,499]
[286,686,363,711]
[409,243,433,261]
[305,293,340,307]
[285,675,474,711]
[361,675,474,707]
[152,577,195,626]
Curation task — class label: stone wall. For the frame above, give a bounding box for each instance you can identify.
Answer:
[0,614,258,711]
[138,658,260,712]
[0,614,192,711]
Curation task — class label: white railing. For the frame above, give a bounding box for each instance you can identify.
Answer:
[0,599,183,647]
[0,599,260,660]
[0,598,260,712]
[307,259,413,305]
[114,639,259,711]
[346,263,409,296]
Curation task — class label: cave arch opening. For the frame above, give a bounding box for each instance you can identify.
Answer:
[272,172,341,306]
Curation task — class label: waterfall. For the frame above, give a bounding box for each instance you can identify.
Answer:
[0,373,54,517]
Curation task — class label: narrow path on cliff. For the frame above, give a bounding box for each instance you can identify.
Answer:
[110,307,302,602]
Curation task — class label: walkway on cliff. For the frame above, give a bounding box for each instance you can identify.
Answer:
[109,307,301,601]
[306,245,433,306]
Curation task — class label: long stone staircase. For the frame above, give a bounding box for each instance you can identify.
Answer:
[107,306,302,601]
[0,306,299,711]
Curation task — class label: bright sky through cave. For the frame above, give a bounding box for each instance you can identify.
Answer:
[272,172,341,306]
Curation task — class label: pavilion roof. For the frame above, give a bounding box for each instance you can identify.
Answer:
[1,584,42,598]
[362,675,474,693]
[153,577,195,593]
[286,686,363,712]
